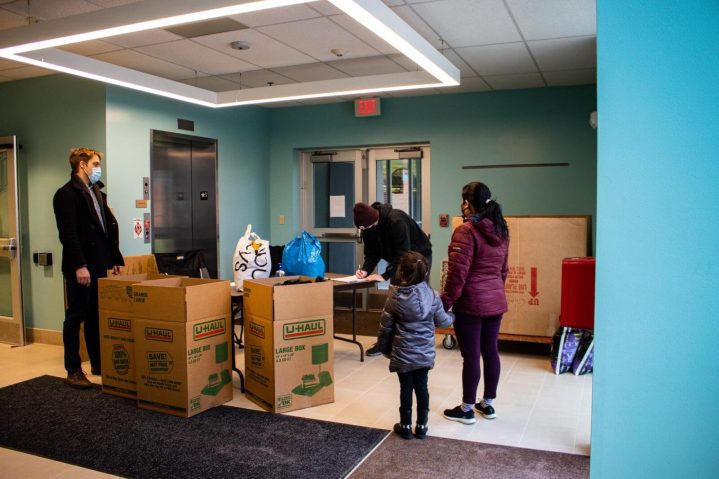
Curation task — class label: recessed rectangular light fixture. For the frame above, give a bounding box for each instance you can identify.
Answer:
[0,0,460,108]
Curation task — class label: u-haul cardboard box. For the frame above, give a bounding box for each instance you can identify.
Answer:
[243,277,334,413]
[134,315,233,417]
[98,274,181,398]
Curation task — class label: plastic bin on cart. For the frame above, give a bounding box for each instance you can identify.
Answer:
[560,257,595,330]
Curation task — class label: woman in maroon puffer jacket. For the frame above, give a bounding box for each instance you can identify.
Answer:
[441,182,509,425]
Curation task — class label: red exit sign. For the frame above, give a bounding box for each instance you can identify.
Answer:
[355,97,381,117]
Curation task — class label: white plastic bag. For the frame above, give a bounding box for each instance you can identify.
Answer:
[232,224,270,290]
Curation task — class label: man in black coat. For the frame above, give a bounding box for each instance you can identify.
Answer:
[53,147,124,389]
[353,202,432,356]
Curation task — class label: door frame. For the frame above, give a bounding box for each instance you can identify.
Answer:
[0,135,25,346]
[150,130,219,276]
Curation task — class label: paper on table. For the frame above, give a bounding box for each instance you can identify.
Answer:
[331,275,373,283]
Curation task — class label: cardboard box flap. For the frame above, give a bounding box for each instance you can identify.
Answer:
[273,280,333,321]
[133,277,230,322]
[99,273,179,312]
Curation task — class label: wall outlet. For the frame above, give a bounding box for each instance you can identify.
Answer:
[279,215,285,225]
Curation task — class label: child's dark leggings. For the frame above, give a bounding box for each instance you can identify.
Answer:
[397,368,430,412]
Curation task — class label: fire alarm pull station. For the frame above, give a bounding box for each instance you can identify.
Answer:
[439,214,449,227]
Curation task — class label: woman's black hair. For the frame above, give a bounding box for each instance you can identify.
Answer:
[462,181,509,240]
[395,251,429,286]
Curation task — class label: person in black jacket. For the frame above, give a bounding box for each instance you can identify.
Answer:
[353,202,432,356]
[376,251,454,439]
[53,147,124,389]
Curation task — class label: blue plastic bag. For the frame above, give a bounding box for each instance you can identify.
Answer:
[281,231,325,277]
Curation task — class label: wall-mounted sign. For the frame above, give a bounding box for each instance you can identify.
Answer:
[355,97,381,117]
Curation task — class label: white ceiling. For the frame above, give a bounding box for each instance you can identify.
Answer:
[0,0,596,107]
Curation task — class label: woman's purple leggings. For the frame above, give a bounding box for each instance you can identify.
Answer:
[454,313,503,404]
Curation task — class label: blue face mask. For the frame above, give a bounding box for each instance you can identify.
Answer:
[86,166,102,184]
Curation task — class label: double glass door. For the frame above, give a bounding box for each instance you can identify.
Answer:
[0,136,25,345]
[300,145,430,311]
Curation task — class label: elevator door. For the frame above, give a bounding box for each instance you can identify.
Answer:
[151,131,218,278]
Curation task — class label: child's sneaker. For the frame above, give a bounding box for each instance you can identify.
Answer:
[442,405,476,425]
[393,423,413,440]
[414,424,428,439]
[475,402,496,419]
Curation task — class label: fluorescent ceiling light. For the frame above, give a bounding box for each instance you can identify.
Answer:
[0,0,460,108]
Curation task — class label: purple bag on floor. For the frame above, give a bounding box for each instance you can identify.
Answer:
[550,326,584,374]
[572,331,594,375]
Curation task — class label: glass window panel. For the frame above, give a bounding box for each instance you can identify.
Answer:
[374,158,422,226]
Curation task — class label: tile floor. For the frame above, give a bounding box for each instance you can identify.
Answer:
[0,333,591,478]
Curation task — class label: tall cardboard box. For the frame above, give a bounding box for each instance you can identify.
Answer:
[243,277,334,413]
[131,277,233,417]
[446,216,589,338]
[501,216,588,337]
[97,273,179,399]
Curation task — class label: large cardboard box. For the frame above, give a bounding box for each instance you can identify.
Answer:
[501,216,588,337]
[446,216,589,338]
[97,273,180,399]
[131,277,233,417]
[134,315,233,418]
[243,277,334,413]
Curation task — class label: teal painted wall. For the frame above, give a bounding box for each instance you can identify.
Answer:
[106,86,270,281]
[0,75,106,330]
[593,2,719,477]
[268,86,597,284]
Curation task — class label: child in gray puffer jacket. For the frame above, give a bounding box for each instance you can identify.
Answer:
[376,251,454,440]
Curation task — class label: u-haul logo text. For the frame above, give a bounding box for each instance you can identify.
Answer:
[193,319,226,341]
[248,322,265,339]
[108,318,131,332]
[145,327,173,342]
[283,319,325,340]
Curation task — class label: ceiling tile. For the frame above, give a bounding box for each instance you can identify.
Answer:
[59,39,120,56]
[0,65,55,79]
[2,0,99,20]
[411,0,522,47]
[178,75,241,92]
[93,49,198,80]
[230,3,320,27]
[258,17,379,62]
[382,0,406,6]
[440,76,491,93]
[386,53,418,71]
[86,0,141,6]
[456,42,536,76]
[330,14,398,55]
[0,8,28,29]
[528,36,596,71]
[544,68,596,87]
[483,72,545,90]
[506,0,596,40]
[391,5,443,50]
[443,50,477,78]
[271,62,349,82]
[136,39,258,75]
[221,69,297,89]
[192,29,315,69]
[307,2,344,16]
[327,55,407,76]
[105,29,183,48]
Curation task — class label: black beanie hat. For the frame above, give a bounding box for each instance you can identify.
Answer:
[353,202,379,228]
